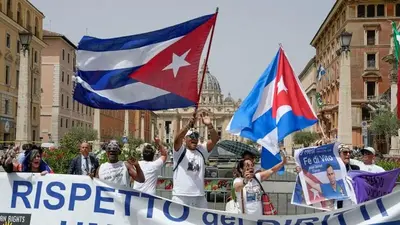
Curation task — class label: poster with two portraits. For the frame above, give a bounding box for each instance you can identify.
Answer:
[291,142,352,211]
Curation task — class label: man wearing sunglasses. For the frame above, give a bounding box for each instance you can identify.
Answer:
[96,140,145,187]
[350,147,385,173]
[172,112,220,208]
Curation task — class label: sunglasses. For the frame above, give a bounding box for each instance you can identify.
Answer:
[187,132,200,139]
[340,150,351,155]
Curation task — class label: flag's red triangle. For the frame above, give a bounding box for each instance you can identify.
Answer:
[130,15,217,102]
[272,48,317,120]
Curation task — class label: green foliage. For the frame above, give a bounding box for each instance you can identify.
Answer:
[293,131,319,147]
[59,127,98,152]
[95,135,145,164]
[43,127,98,174]
[370,110,400,137]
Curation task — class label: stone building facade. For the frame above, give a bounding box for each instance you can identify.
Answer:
[311,0,400,149]
[155,64,241,144]
[0,0,46,143]
[40,30,95,144]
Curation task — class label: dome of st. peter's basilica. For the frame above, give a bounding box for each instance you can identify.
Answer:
[155,63,243,144]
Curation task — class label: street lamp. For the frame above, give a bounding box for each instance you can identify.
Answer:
[340,31,352,52]
[19,31,32,54]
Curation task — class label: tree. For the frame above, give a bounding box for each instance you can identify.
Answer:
[293,131,319,147]
[42,127,98,174]
[370,109,399,154]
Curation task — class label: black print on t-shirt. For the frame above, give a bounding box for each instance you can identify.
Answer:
[187,159,200,172]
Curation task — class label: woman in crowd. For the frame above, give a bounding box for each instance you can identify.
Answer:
[2,144,53,175]
[233,151,287,215]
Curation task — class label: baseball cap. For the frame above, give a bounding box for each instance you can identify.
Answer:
[361,147,376,155]
[338,144,351,152]
[185,130,199,139]
[106,140,120,151]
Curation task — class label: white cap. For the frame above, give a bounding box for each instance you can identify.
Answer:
[185,130,193,137]
[361,147,376,155]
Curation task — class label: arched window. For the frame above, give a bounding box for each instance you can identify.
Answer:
[34,17,39,37]
[26,10,31,31]
[6,0,11,17]
[17,2,21,25]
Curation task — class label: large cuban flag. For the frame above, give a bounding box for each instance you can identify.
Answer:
[226,47,318,170]
[73,14,217,110]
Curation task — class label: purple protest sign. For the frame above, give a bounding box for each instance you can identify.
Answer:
[348,168,400,204]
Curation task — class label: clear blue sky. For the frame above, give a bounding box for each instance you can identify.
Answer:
[30,0,335,100]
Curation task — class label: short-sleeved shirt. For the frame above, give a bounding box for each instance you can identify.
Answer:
[233,173,263,215]
[320,181,346,200]
[133,158,164,195]
[172,144,210,197]
[98,161,130,187]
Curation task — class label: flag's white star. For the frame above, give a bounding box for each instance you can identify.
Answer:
[277,76,288,93]
[163,49,191,78]
[310,188,320,200]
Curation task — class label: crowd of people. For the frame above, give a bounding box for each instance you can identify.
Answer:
[0,113,387,217]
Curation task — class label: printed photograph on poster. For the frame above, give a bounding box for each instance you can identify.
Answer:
[295,142,351,205]
[291,177,336,211]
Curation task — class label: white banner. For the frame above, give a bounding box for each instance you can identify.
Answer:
[1,173,400,225]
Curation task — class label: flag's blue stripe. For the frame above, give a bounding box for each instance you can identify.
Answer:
[261,147,285,173]
[78,14,215,52]
[227,50,280,132]
[73,83,196,110]
[76,66,141,90]
[239,110,317,142]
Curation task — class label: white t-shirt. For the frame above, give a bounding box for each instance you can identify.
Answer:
[98,161,130,187]
[133,158,164,195]
[234,173,263,216]
[350,159,385,173]
[172,144,210,197]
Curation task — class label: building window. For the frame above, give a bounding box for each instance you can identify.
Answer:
[33,106,36,120]
[67,74,70,85]
[33,78,37,94]
[66,119,69,128]
[62,49,65,60]
[5,65,10,85]
[62,71,64,82]
[6,33,10,48]
[72,101,75,111]
[367,5,375,17]
[60,118,63,128]
[61,94,64,107]
[17,3,22,25]
[4,99,9,114]
[15,102,17,116]
[366,30,375,45]
[68,53,70,63]
[72,120,75,127]
[396,4,400,17]
[32,130,36,142]
[16,70,19,88]
[367,54,376,68]
[66,96,69,109]
[6,0,12,17]
[377,4,385,17]
[17,40,20,53]
[366,82,376,99]
[34,51,38,63]
[358,5,365,17]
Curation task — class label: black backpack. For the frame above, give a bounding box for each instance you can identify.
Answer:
[172,147,206,172]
